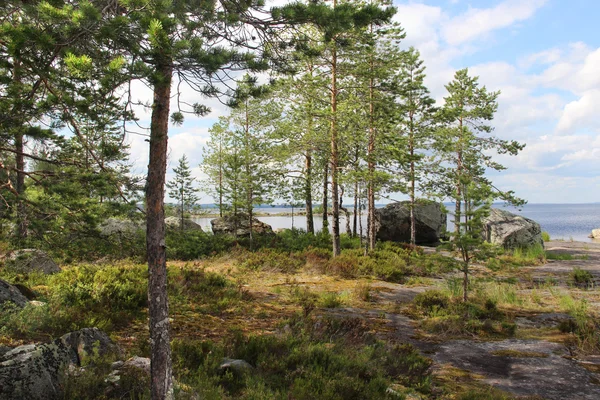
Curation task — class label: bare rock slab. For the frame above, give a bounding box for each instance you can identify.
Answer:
[434,339,600,400]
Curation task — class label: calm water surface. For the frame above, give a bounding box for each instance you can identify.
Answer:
[194,203,600,243]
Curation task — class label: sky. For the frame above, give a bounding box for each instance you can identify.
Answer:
[126,0,600,204]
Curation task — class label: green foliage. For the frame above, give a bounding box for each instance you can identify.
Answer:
[237,248,305,273]
[171,316,431,399]
[568,267,594,288]
[166,230,234,260]
[413,288,517,338]
[541,231,551,242]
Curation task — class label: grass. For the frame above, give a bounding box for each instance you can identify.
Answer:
[546,252,590,261]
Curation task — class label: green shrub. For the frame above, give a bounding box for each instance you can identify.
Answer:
[319,292,344,308]
[568,267,594,288]
[237,248,305,273]
[542,231,551,242]
[414,290,449,314]
[166,230,235,260]
[326,253,360,278]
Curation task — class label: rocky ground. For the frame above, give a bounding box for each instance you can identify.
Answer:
[318,240,600,399]
[2,240,600,399]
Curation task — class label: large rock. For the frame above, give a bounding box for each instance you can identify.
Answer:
[3,249,60,274]
[99,218,144,238]
[211,214,274,237]
[374,201,446,245]
[165,216,203,231]
[590,229,600,239]
[0,279,29,308]
[0,328,120,400]
[483,208,543,249]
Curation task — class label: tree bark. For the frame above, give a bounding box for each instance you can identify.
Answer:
[305,153,314,234]
[14,56,27,240]
[322,156,329,232]
[367,77,376,250]
[352,180,358,237]
[147,57,174,400]
[409,121,416,246]
[330,31,341,257]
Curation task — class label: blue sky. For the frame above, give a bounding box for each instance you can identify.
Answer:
[127,0,600,204]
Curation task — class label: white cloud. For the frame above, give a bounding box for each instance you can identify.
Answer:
[556,89,600,133]
[441,0,547,46]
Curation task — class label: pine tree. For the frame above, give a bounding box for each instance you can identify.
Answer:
[167,155,199,231]
[438,68,524,236]
[394,47,438,245]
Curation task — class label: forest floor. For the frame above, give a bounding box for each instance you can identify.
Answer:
[2,239,600,399]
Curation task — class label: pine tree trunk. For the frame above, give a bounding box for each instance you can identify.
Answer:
[330,33,341,257]
[322,161,329,232]
[15,129,27,239]
[463,261,469,302]
[367,76,376,251]
[14,56,27,240]
[353,180,358,237]
[218,140,223,218]
[455,118,463,236]
[410,133,416,246]
[305,153,314,234]
[147,57,174,400]
[358,188,363,247]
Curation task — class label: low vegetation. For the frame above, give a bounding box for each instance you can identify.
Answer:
[1,230,598,398]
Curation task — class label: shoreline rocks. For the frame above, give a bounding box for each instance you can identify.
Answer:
[374,201,446,245]
[211,214,274,237]
[165,216,203,231]
[483,208,543,249]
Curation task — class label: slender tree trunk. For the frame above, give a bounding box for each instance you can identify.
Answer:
[455,118,463,236]
[339,185,351,236]
[409,123,416,246]
[358,185,364,247]
[245,101,253,246]
[218,140,223,217]
[330,3,341,256]
[15,129,27,239]
[367,80,376,250]
[463,260,469,302]
[180,186,184,231]
[305,153,314,234]
[14,56,27,240]
[147,58,174,400]
[353,180,358,237]
[322,156,329,232]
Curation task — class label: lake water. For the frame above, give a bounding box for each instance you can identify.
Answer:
[193,203,600,243]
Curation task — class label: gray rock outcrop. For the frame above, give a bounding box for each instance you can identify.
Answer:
[374,201,446,244]
[483,208,543,249]
[99,218,144,239]
[211,214,273,237]
[3,249,60,274]
[0,328,120,400]
[0,279,29,308]
[106,356,150,385]
[165,216,203,231]
[219,358,253,376]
